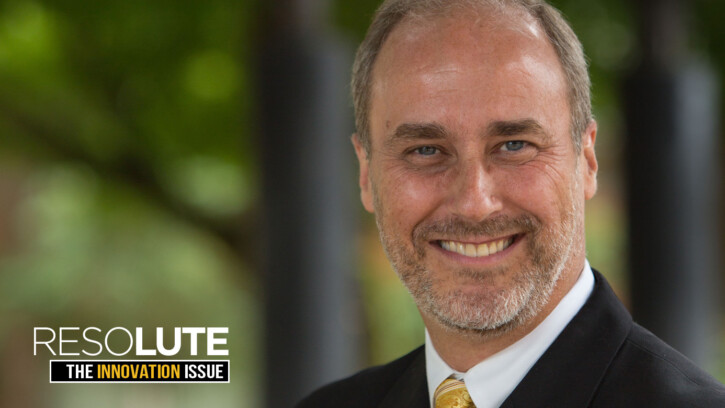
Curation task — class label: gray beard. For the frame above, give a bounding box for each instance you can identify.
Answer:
[375,198,580,337]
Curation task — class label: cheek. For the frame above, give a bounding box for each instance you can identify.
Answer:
[496,163,575,220]
[373,165,446,229]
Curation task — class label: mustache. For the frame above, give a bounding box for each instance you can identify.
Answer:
[413,214,541,242]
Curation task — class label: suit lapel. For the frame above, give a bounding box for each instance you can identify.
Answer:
[501,271,632,408]
[378,347,429,408]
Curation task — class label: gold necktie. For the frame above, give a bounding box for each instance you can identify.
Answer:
[434,377,476,408]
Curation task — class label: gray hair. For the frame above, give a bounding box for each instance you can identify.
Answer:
[351,0,592,154]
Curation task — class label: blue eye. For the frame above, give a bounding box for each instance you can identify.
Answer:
[415,146,438,156]
[501,141,526,151]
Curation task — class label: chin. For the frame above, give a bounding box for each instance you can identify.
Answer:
[417,263,562,335]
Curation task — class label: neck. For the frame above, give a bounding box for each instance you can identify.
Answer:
[423,259,584,372]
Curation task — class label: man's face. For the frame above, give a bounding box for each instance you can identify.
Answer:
[353,11,598,334]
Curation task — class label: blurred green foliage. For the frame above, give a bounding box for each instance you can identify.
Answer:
[0,0,723,406]
[0,0,261,405]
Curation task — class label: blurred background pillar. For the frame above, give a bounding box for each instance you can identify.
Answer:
[625,0,720,366]
[257,0,359,407]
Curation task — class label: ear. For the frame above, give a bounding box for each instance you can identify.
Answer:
[580,120,598,200]
[352,133,375,213]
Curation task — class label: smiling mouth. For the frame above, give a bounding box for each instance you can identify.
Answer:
[439,236,516,258]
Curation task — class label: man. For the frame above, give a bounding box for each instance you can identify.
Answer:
[298,0,725,406]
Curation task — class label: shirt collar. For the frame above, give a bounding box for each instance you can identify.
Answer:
[425,260,595,408]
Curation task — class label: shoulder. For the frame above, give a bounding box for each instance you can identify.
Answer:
[593,323,725,407]
[295,346,425,408]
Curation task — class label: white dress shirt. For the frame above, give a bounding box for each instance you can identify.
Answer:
[425,260,595,408]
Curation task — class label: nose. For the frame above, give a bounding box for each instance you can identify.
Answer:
[448,160,502,222]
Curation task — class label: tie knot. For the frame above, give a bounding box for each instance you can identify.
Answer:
[434,377,476,408]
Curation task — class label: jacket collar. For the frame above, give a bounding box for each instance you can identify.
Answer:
[378,346,428,408]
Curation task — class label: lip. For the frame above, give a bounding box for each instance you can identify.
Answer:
[429,234,523,265]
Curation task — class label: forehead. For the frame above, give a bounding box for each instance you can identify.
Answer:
[369,8,569,142]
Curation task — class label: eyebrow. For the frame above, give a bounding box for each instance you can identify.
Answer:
[486,118,551,142]
[386,122,449,146]
[385,118,551,148]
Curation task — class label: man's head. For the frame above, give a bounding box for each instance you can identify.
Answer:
[352,0,598,336]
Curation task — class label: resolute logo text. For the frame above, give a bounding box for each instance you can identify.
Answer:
[34,327,230,383]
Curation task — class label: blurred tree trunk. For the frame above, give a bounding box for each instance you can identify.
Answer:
[0,165,42,407]
[625,0,720,368]
[257,1,361,407]
[0,321,44,408]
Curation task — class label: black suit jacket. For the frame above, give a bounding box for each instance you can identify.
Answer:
[297,271,725,407]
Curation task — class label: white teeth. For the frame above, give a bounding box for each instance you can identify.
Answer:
[440,237,514,258]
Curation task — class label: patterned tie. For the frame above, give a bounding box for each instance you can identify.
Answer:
[434,377,476,408]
